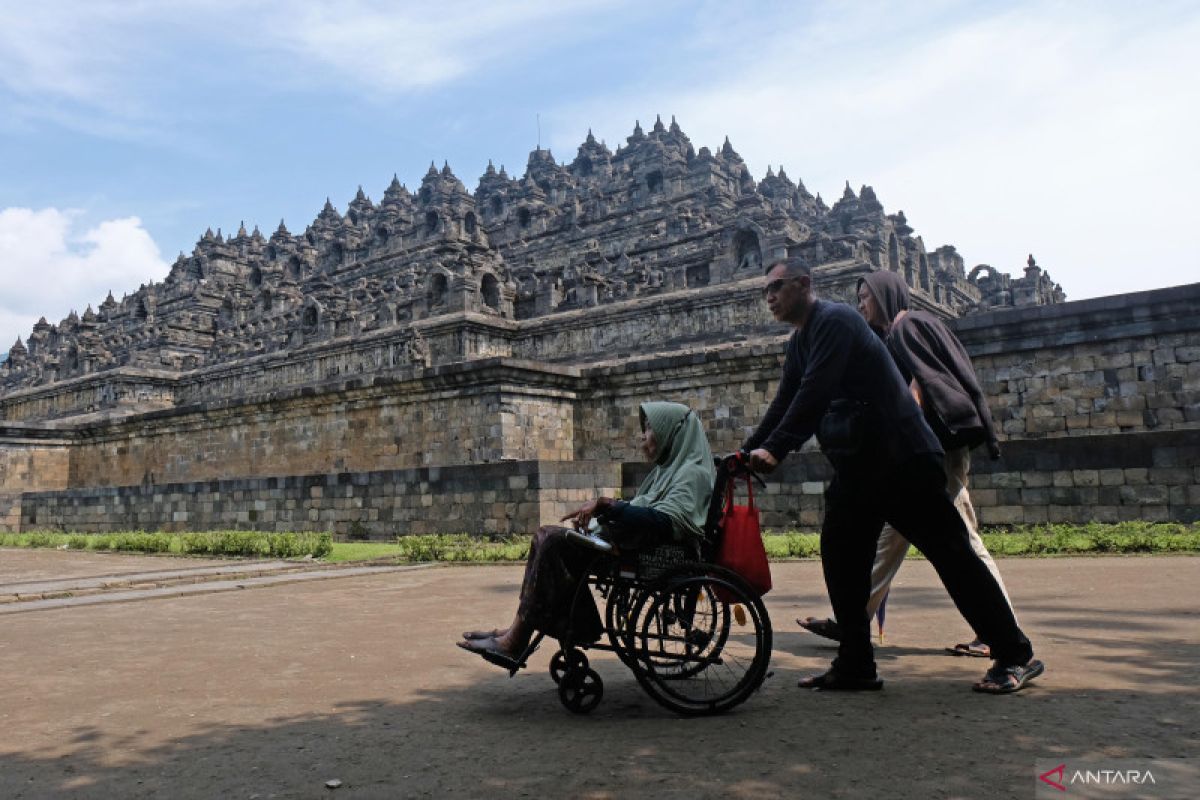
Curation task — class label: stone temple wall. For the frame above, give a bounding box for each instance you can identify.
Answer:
[5,282,1199,536]
[62,360,579,489]
[0,429,71,532]
[957,284,1200,438]
[20,461,619,537]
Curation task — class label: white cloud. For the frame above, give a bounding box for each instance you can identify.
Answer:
[269,0,619,93]
[0,0,625,118]
[0,208,169,348]
[548,1,1200,300]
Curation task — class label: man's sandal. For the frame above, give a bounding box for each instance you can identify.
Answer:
[972,659,1045,694]
[798,668,883,691]
[797,617,843,642]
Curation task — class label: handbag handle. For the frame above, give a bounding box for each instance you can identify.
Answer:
[723,471,756,512]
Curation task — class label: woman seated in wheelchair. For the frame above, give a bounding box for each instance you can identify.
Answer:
[458,401,715,670]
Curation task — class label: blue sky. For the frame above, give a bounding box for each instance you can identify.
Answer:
[2,0,1198,349]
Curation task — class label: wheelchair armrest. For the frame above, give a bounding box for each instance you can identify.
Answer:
[564,527,615,553]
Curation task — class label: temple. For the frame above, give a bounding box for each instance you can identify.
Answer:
[1,118,1059,399]
[6,119,1192,537]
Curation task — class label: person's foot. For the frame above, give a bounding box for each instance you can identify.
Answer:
[797,617,842,642]
[798,666,883,691]
[494,630,531,658]
[456,636,524,672]
[461,627,508,641]
[945,639,991,658]
[972,659,1044,694]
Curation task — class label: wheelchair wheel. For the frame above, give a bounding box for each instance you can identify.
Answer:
[558,666,604,714]
[604,582,647,669]
[630,565,772,716]
[549,648,589,685]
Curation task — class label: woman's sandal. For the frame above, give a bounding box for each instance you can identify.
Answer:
[972,659,1045,694]
[946,640,991,658]
[461,628,506,641]
[798,668,883,691]
[456,637,527,675]
[796,617,843,642]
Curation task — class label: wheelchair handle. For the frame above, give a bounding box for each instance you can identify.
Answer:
[723,450,767,489]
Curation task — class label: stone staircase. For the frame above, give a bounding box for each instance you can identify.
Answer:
[0,558,426,614]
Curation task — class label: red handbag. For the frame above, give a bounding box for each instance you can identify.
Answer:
[715,471,772,597]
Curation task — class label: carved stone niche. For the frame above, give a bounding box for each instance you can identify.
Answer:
[733,229,762,273]
[686,262,711,288]
[476,272,513,317]
[420,270,478,318]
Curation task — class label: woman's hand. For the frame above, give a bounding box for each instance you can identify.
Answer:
[561,497,611,530]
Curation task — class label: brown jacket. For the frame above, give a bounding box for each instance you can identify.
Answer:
[859,271,1000,457]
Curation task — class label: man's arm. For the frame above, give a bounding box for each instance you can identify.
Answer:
[754,310,856,461]
[742,342,801,453]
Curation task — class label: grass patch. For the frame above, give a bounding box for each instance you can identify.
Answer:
[327,535,532,564]
[980,522,1200,556]
[4,523,1196,564]
[324,542,406,563]
[0,530,332,559]
[319,522,1200,564]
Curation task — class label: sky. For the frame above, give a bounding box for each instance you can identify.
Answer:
[2,0,1198,350]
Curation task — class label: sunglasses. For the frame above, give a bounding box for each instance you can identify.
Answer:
[762,277,799,298]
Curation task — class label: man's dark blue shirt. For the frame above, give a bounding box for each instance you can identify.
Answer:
[742,300,943,464]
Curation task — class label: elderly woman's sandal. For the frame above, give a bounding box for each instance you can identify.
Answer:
[461,628,507,641]
[456,636,524,672]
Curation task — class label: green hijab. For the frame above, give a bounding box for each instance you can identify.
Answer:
[630,401,717,540]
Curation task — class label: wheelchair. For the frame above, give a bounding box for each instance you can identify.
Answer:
[507,453,773,716]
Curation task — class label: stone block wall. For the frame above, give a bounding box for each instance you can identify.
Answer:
[63,360,579,489]
[512,278,774,364]
[969,429,1200,525]
[572,339,788,461]
[22,460,620,538]
[0,433,71,494]
[956,283,1200,438]
[0,372,176,423]
[625,431,1200,530]
[0,430,72,531]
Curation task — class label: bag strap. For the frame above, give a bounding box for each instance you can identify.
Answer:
[723,471,757,512]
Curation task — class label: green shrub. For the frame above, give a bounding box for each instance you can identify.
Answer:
[26,532,55,548]
[180,532,212,555]
[392,533,530,563]
[0,529,330,558]
[266,532,332,558]
[108,532,172,553]
[308,533,333,558]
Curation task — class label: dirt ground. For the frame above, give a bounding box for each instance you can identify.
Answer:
[0,551,1197,799]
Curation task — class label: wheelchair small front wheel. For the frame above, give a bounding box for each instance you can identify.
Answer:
[549,648,589,685]
[558,667,604,714]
